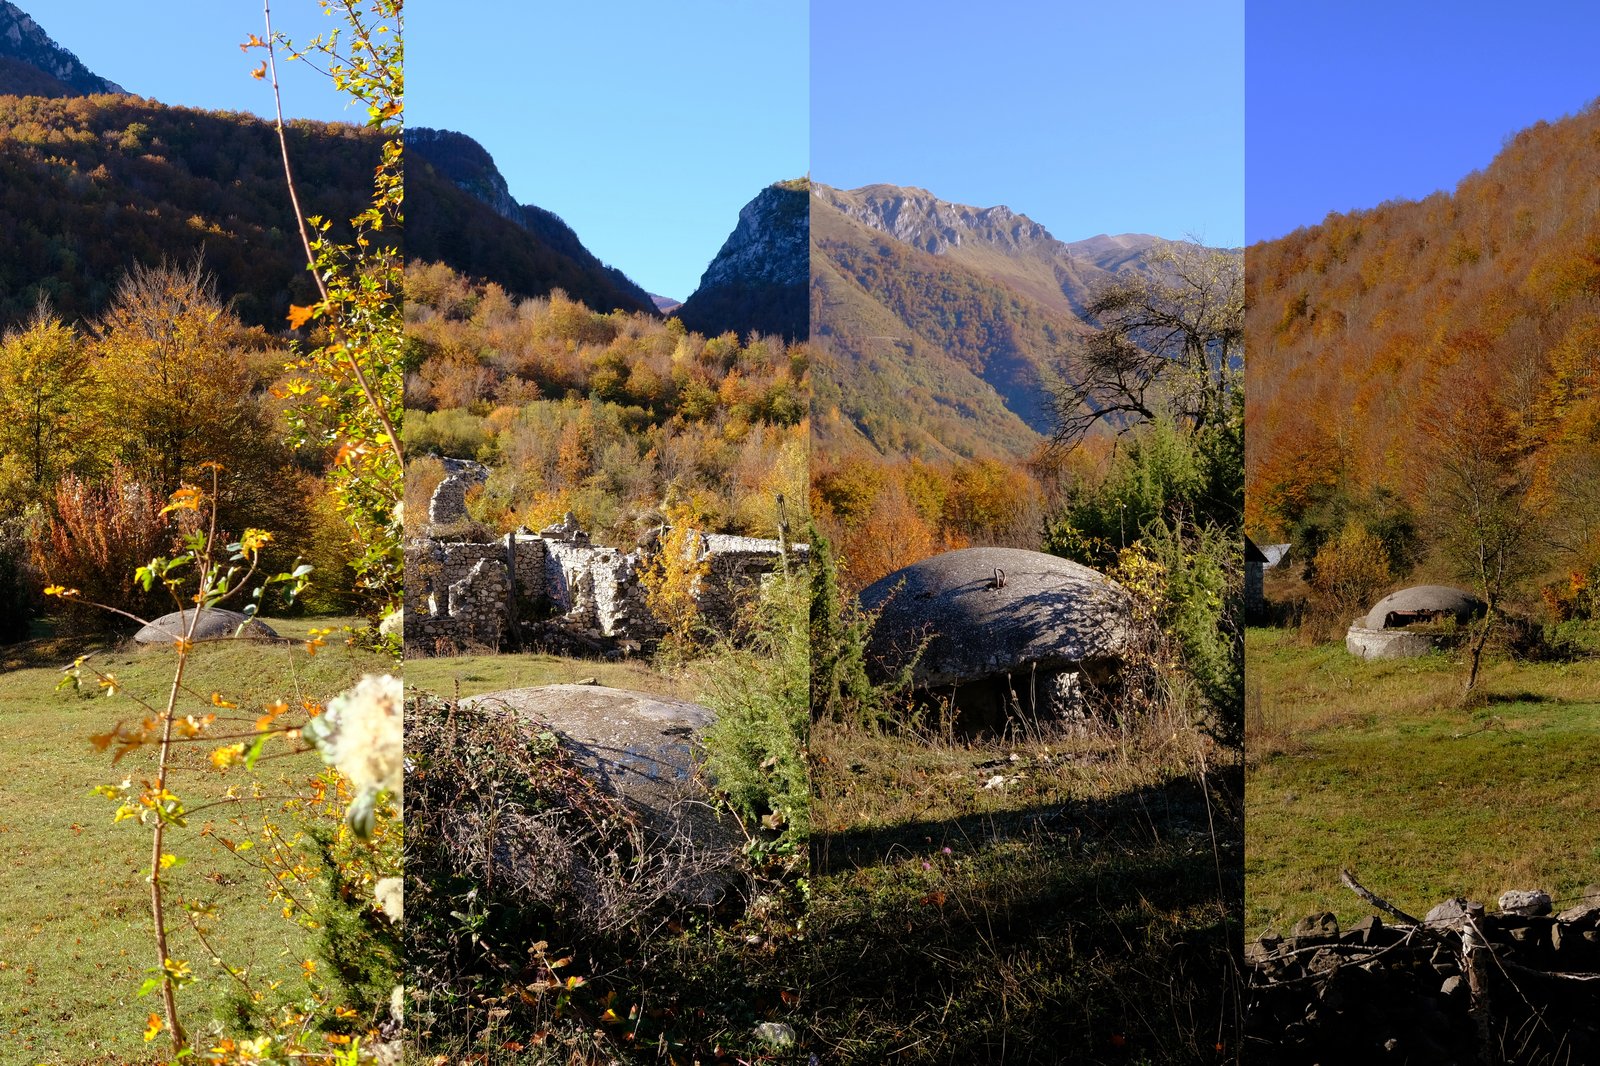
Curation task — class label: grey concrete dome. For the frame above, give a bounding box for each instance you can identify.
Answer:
[859,546,1135,690]
[1364,586,1484,630]
[134,608,279,644]
[463,684,739,901]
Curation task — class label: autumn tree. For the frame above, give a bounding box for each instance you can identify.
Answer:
[1414,378,1543,692]
[0,305,101,509]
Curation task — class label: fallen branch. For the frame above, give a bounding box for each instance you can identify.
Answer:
[1339,867,1423,926]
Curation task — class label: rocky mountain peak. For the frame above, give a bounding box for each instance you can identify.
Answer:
[0,2,124,96]
[695,181,809,291]
[405,127,521,223]
[676,180,808,339]
[817,183,1057,256]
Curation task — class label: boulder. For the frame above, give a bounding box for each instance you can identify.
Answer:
[1499,889,1553,917]
[463,684,740,900]
[134,608,278,644]
[859,547,1134,724]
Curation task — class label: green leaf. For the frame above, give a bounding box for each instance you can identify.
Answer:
[243,733,270,772]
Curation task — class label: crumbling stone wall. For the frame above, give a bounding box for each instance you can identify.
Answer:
[403,516,802,655]
[428,457,489,526]
[1246,885,1600,1063]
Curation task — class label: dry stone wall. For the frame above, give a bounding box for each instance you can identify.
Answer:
[1246,886,1600,1063]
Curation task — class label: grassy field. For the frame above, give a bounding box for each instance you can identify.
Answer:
[808,718,1243,1065]
[0,616,390,1064]
[1245,626,1600,936]
[404,652,688,702]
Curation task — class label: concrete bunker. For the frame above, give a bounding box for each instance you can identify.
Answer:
[859,546,1135,730]
[462,684,741,902]
[1346,584,1485,660]
[134,608,279,644]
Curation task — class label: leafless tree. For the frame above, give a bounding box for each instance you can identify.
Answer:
[1050,239,1242,447]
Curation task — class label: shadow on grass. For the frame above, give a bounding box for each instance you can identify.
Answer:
[808,769,1244,1065]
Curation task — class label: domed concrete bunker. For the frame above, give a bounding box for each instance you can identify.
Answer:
[134,608,279,644]
[859,546,1135,728]
[462,684,741,902]
[1346,585,1485,660]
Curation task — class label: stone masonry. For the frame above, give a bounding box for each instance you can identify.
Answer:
[404,513,803,655]
[428,457,490,526]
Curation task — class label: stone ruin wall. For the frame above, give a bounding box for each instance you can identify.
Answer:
[403,524,801,655]
[409,458,801,654]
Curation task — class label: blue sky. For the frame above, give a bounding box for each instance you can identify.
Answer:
[812,0,1245,249]
[407,1,809,302]
[1248,1,1600,244]
[22,2,362,122]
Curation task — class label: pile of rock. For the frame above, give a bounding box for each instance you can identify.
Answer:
[1246,886,1600,1063]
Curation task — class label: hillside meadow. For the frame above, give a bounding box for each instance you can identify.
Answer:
[0,618,389,1061]
[1245,625,1600,935]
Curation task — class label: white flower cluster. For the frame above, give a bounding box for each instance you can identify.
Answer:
[375,876,403,923]
[306,672,403,837]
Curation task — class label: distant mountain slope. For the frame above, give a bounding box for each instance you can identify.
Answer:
[0,93,379,329]
[405,127,654,315]
[0,2,123,97]
[812,182,1205,462]
[815,184,1170,320]
[676,179,808,341]
[1245,98,1600,532]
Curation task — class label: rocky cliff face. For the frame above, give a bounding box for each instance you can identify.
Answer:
[0,2,123,96]
[676,179,808,340]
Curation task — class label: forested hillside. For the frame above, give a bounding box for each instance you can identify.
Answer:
[0,93,380,329]
[1247,97,1600,614]
[404,261,807,542]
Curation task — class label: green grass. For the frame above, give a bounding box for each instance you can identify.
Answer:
[404,652,689,702]
[1245,626,1600,936]
[0,617,391,1063]
[808,719,1242,1065]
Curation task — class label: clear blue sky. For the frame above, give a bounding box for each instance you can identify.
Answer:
[22,1,369,122]
[1248,1,1600,244]
[812,0,1244,249]
[407,1,809,302]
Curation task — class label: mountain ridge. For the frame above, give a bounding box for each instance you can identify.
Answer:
[405,126,655,315]
[0,2,123,97]
[811,181,1214,462]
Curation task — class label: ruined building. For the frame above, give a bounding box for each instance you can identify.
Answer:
[405,460,800,655]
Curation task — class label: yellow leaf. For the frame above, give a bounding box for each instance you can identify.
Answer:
[251,61,267,80]
[287,303,317,329]
[210,743,246,770]
[211,692,238,710]
[162,487,202,514]
[144,1012,162,1041]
